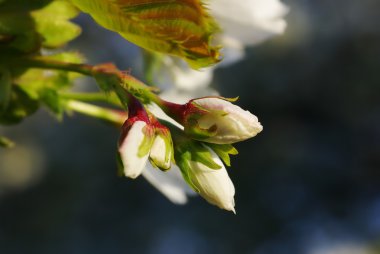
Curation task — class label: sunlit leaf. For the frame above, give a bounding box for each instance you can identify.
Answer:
[71,0,220,68]
[0,0,80,53]
[15,52,84,94]
[32,0,81,48]
[14,52,85,118]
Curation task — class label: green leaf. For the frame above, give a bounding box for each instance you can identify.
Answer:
[0,0,80,54]
[15,52,84,93]
[175,151,200,192]
[13,53,84,118]
[0,67,11,113]
[0,85,39,125]
[32,0,81,48]
[40,88,65,118]
[71,0,220,69]
[0,10,40,53]
[47,51,84,64]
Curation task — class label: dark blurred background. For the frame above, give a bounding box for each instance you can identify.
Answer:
[1,0,380,253]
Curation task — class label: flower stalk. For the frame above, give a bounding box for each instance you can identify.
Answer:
[11,57,163,107]
[65,100,126,125]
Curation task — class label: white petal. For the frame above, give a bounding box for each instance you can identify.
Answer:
[150,135,171,169]
[218,36,245,67]
[142,164,196,204]
[209,0,288,66]
[209,0,289,45]
[189,149,235,212]
[172,65,213,92]
[154,57,214,91]
[119,121,150,179]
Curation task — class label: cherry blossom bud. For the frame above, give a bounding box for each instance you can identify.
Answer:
[180,97,263,144]
[118,119,155,179]
[149,120,174,171]
[189,155,235,212]
[118,95,155,181]
[175,140,235,212]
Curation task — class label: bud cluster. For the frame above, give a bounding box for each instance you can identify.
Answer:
[118,92,262,212]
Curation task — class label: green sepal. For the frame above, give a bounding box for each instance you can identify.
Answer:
[222,96,239,102]
[208,143,238,167]
[149,129,174,171]
[137,125,154,158]
[176,139,221,170]
[0,67,11,113]
[194,96,239,103]
[175,151,200,193]
[93,63,121,92]
[184,117,218,140]
[192,143,222,170]
[184,105,218,140]
[171,125,223,192]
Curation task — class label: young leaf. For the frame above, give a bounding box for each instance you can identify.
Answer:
[70,0,220,69]
[13,52,84,118]
[32,0,81,48]
[0,0,80,53]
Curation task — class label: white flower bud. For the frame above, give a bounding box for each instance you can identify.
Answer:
[118,121,154,179]
[187,97,263,144]
[149,133,172,170]
[187,148,236,213]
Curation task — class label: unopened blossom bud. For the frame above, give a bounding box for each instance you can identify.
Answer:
[118,96,155,179]
[167,97,263,144]
[175,139,235,212]
[149,119,174,171]
[118,119,155,179]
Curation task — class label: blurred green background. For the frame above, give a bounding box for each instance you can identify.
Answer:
[1,0,380,253]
